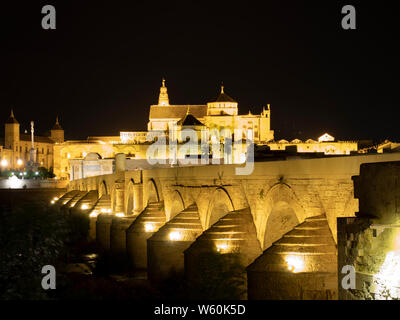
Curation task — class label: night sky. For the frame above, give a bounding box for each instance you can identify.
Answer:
[1,1,398,141]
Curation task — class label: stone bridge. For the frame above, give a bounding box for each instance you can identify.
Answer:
[54,153,400,299]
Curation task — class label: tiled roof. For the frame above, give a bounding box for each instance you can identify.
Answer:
[149,105,207,119]
[20,134,54,144]
[214,92,237,103]
[178,113,205,126]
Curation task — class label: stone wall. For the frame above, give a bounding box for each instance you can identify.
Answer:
[338,161,400,300]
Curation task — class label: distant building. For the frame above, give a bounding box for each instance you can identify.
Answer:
[266,133,358,155]
[0,110,63,171]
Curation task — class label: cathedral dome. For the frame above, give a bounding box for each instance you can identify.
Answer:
[214,85,236,103]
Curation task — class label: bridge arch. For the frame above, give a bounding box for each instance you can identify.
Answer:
[259,183,306,250]
[205,187,234,228]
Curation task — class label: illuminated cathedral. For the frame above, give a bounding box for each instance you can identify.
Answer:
[1,79,361,180]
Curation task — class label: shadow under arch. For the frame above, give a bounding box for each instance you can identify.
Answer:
[126,179,135,215]
[205,187,235,229]
[147,178,160,204]
[259,183,306,250]
[99,180,108,197]
[167,190,185,220]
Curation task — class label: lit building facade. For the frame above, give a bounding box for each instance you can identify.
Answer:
[0,110,63,171]
[1,79,362,180]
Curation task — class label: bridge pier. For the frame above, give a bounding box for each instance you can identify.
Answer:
[133,183,144,214]
[96,214,114,250]
[247,214,338,300]
[110,216,136,256]
[61,191,87,215]
[113,180,125,213]
[184,208,262,299]
[88,194,111,241]
[55,190,79,210]
[70,190,99,240]
[147,204,203,283]
[126,201,166,269]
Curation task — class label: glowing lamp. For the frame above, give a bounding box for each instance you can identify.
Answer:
[7,175,23,189]
[115,213,124,217]
[1,159,8,167]
[144,223,155,232]
[285,255,305,273]
[216,243,230,253]
[50,200,55,204]
[90,211,99,218]
[81,204,89,210]
[53,197,59,201]
[17,159,23,166]
[100,208,107,213]
[169,231,183,241]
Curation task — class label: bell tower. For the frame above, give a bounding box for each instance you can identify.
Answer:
[5,109,20,150]
[50,116,64,143]
[158,78,170,106]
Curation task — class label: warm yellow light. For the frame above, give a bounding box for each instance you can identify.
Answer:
[63,201,67,205]
[374,250,400,299]
[285,255,305,273]
[83,152,87,158]
[89,211,99,218]
[1,159,8,167]
[318,133,335,143]
[67,153,71,159]
[81,204,89,210]
[100,208,107,213]
[107,208,112,213]
[144,223,155,232]
[7,175,23,188]
[50,200,55,204]
[53,197,59,201]
[17,159,23,166]
[115,213,124,217]
[216,243,229,253]
[169,231,183,241]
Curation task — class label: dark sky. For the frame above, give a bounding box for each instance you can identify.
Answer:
[1,1,398,141]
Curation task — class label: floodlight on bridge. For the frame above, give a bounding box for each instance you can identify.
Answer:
[285,254,305,273]
[145,223,155,232]
[169,231,183,241]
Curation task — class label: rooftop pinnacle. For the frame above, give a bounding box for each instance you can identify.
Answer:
[158,78,170,106]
